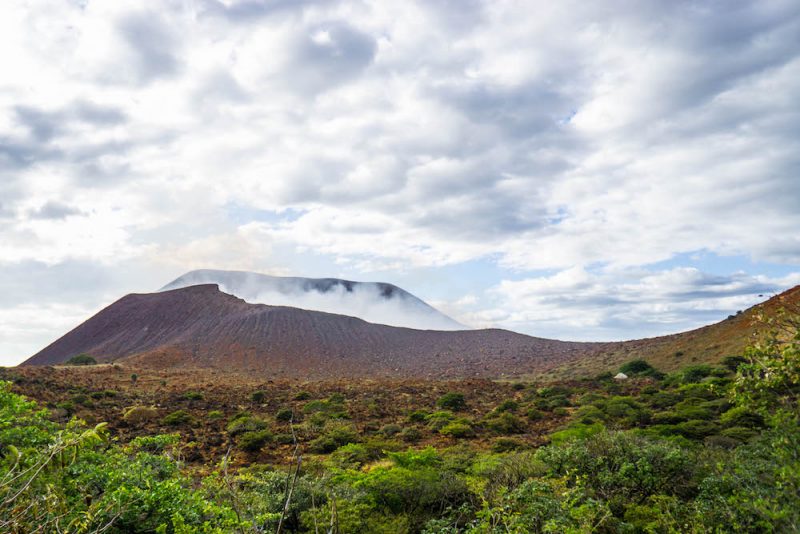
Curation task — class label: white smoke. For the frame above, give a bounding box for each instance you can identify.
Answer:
[160,269,466,331]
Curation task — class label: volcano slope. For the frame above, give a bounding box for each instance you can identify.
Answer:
[23,284,606,379]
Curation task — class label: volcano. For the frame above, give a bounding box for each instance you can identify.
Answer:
[160,269,465,331]
[23,284,603,379]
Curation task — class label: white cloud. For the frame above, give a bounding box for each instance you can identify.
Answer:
[1,0,799,363]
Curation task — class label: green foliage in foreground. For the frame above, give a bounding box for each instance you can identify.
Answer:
[1,318,799,533]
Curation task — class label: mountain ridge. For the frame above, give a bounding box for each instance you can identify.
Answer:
[160,269,465,331]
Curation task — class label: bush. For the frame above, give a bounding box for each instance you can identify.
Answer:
[721,355,748,372]
[681,365,714,383]
[309,425,359,453]
[485,412,525,435]
[183,391,203,401]
[407,409,429,423]
[275,408,295,422]
[251,390,267,403]
[163,410,192,426]
[65,354,96,366]
[495,400,519,413]
[122,406,158,424]
[492,437,528,453]
[720,407,765,428]
[380,423,403,437]
[238,430,272,452]
[226,415,268,436]
[400,427,422,443]
[437,392,466,411]
[676,420,718,439]
[207,410,224,420]
[527,408,544,421]
[440,422,474,438]
[620,359,656,376]
[538,431,696,516]
[294,391,311,400]
[720,426,758,442]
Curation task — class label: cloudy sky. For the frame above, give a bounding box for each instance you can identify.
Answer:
[1,0,800,365]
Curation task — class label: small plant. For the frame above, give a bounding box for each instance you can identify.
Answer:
[407,409,429,422]
[65,354,96,366]
[163,410,192,426]
[207,410,224,420]
[183,391,203,401]
[485,412,525,434]
[380,423,403,436]
[275,407,294,422]
[130,373,138,385]
[308,425,359,453]
[238,430,272,452]
[251,390,267,403]
[122,405,158,424]
[492,437,527,452]
[495,400,519,413]
[437,392,466,411]
[440,421,474,438]
[227,415,268,436]
[294,390,312,400]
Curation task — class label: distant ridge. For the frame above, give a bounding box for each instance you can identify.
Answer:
[160,269,465,331]
[23,284,603,379]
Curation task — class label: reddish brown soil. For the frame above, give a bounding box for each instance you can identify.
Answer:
[23,284,610,379]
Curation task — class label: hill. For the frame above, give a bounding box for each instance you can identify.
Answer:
[23,284,604,379]
[542,284,800,379]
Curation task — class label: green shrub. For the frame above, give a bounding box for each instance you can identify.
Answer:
[440,422,474,438]
[620,359,657,376]
[380,423,403,436]
[275,408,294,422]
[681,365,714,383]
[721,355,748,372]
[183,391,203,401]
[226,415,268,436]
[407,409,429,422]
[250,390,267,403]
[538,431,695,515]
[309,425,359,453]
[128,434,180,454]
[675,420,718,439]
[495,400,519,413]
[238,430,272,452]
[720,426,758,442]
[549,423,604,445]
[400,427,422,443]
[207,410,224,420]
[163,410,192,426]
[437,392,466,411]
[294,390,311,400]
[65,354,96,366]
[425,411,455,431]
[492,437,527,453]
[720,407,765,428]
[122,405,158,424]
[485,412,525,435]
[527,408,544,421]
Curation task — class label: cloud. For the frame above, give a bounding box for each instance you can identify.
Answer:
[0,0,799,363]
[454,267,800,342]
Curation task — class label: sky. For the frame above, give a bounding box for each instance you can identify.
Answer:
[1,0,800,366]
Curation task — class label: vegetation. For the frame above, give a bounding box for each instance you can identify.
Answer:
[65,354,97,366]
[1,311,798,532]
